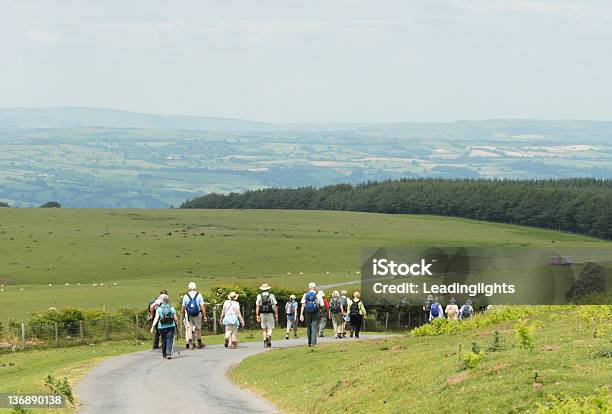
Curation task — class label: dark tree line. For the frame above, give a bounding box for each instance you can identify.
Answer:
[181,178,612,240]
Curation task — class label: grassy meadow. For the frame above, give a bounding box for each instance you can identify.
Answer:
[0,208,609,322]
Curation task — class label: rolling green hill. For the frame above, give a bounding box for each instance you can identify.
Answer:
[231,306,611,413]
[0,209,609,321]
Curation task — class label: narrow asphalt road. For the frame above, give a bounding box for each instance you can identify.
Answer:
[77,333,384,414]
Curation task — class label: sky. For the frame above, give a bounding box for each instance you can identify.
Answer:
[1,0,611,123]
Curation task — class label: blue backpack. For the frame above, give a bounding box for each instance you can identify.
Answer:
[186,292,201,317]
[430,303,440,318]
[304,291,318,314]
[159,304,174,324]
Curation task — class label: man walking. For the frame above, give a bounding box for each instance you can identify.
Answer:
[148,289,167,350]
[285,294,299,339]
[181,282,207,350]
[423,294,434,324]
[300,282,324,347]
[256,283,278,348]
[340,290,351,338]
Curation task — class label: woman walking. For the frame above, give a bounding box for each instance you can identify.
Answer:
[329,290,345,339]
[149,294,178,359]
[219,291,244,348]
[349,291,366,338]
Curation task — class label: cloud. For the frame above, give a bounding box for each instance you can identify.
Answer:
[127,21,185,35]
[26,29,58,44]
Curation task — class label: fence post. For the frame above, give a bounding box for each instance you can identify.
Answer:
[54,322,59,346]
[135,315,140,339]
[79,320,84,343]
[407,313,411,330]
[385,312,389,330]
[397,312,401,330]
[104,317,109,341]
[21,323,26,349]
[242,306,246,328]
[212,306,218,335]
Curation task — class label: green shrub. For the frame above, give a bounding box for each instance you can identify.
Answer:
[411,306,539,337]
[458,350,485,371]
[535,387,611,413]
[514,319,536,351]
[486,330,505,352]
[45,375,74,404]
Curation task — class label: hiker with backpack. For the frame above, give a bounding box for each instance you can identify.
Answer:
[445,297,459,320]
[317,290,330,337]
[149,294,178,359]
[219,291,245,349]
[329,290,345,339]
[340,290,350,338]
[181,282,207,350]
[348,291,366,338]
[147,289,167,350]
[459,299,474,320]
[422,294,433,324]
[285,294,299,340]
[300,282,324,347]
[256,283,278,348]
[429,297,444,321]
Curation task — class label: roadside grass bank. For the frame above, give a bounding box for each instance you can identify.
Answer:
[230,306,611,413]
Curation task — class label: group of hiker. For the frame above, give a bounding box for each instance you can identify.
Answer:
[147,281,369,357]
[148,282,209,359]
[423,295,474,321]
[147,283,476,359]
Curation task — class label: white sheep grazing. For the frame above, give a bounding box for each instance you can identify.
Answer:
[287,272,292,275]
[93,283,98,287]
[326,271,330,275]
[113,282,118,286]
[48,283,53,287]
[299,272,304,275]
[100,283,105,287]
[77,283,81,286]
[0,289,4,292]
[65,283,70,286]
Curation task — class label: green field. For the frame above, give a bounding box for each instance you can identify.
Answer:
[0,208,609,322]
[231,307,611,413]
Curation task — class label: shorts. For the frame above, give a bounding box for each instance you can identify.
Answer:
[260,313,275,329]
[187,314,202,331]
[286,317,298,330]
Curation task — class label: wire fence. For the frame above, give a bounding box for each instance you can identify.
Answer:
[0,305,438,352]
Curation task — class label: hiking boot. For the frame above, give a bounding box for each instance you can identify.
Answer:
[197,341,203,350]
[185,343,189,349]
[266,336,272,348]
[294,334,298,339]
[167,355,172,360]
[263,339,267,348]
[224,338,229,348]
[350,331,354,338]
[285,334,289,340]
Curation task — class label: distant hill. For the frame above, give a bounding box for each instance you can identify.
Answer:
[0,107,273,131]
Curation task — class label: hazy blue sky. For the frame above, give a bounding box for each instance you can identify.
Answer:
[1,0,611,122]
